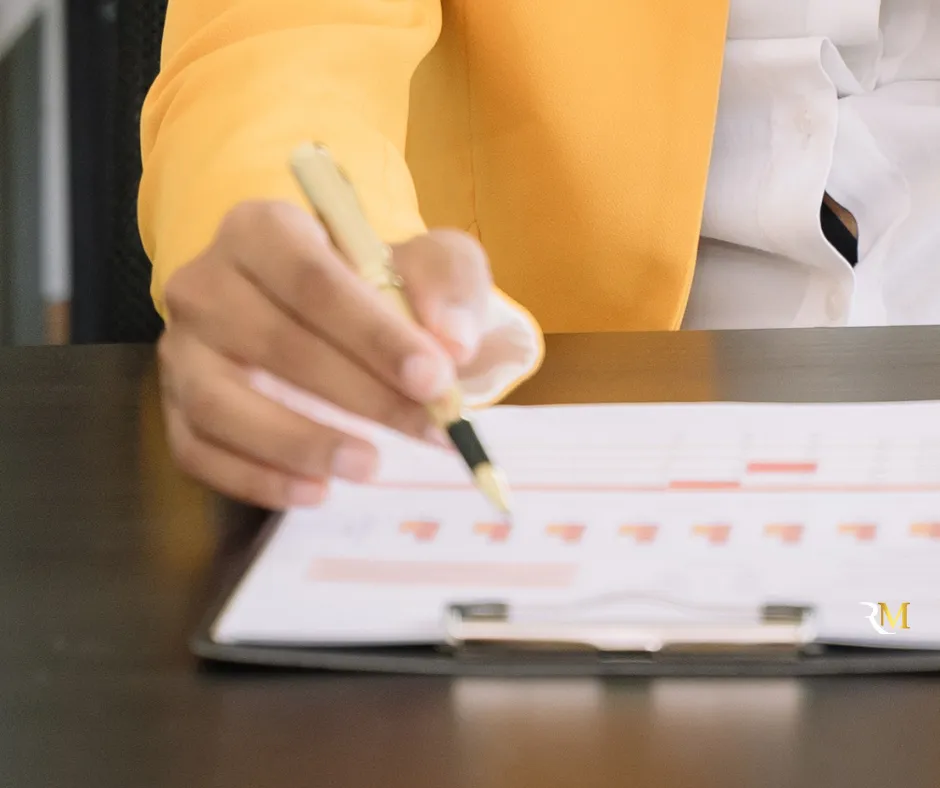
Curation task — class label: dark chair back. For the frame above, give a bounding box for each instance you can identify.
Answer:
[108,0,168,342]
[69,0,167,343]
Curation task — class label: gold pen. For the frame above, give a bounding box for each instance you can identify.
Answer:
[289,142,512,515]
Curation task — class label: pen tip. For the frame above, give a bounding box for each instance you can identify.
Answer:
[473,463,513,517]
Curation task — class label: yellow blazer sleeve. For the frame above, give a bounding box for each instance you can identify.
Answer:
[139,0,441,316]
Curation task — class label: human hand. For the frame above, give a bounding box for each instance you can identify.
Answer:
[157,200,492,508]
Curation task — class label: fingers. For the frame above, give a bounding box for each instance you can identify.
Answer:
[216,202,457,402]
[158,200,495,508]
[160,334,395,509]
[164,263,438,442]
[392,229,492,364]
[161,334,380,483]
[164,403,328,510]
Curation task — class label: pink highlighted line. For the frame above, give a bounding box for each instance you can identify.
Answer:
[309,558,576,588]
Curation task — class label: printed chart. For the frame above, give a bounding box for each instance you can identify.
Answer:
[213,401,940,649]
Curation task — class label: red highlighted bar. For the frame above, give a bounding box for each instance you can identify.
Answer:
[399,520,439,543]
[669,480,741,491]
[911,523,940,539]
[473,522,512,544]
[747,462,818,474]
[619,524,659,544]
[764,524,804,544]
[546,524,586,544]
[692,524,731,545]
[838,523,877,542]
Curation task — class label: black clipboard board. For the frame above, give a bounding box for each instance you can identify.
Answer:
[190,512,940,677]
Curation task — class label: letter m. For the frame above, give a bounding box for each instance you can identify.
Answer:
[878,602,910,631]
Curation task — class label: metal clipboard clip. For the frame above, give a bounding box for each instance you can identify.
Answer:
[443,597,819,657]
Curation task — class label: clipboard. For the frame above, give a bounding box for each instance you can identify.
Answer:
[190,514,940,677]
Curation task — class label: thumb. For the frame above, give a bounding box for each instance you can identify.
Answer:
[391,229,492,365]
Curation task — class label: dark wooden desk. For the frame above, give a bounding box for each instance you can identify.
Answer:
[3,329,940,788]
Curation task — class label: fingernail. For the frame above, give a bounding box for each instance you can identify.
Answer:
[438,308,480,360]
[401,354,455,401]
[331,443,378,483]
[289,481,327,507]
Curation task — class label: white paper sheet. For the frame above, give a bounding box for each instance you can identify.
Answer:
[212,401,940,649]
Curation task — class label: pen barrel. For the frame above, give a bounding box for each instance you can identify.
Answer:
[429,389,463,428]
[290,142,466,428]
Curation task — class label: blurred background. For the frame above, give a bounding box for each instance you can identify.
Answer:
[0,0,165,348]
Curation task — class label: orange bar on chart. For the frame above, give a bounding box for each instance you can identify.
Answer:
[692,524,731,545]
[669,480,741,491]
[619,524,659,544]
[399,520,439,543]
[911,522,940,539]
[747,461,818,474]
[474,522,512,544]
[764,524,804,544]
[838,523,877,542]
[546,524,586,544]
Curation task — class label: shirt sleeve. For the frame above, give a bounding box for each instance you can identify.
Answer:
[139,0,543,406]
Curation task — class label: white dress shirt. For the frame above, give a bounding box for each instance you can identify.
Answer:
[458,0,940,405]
[683,0,940,329]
